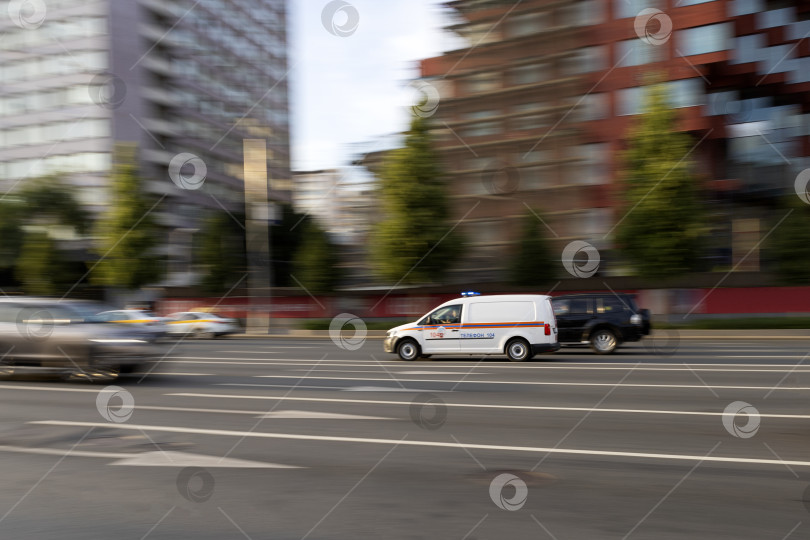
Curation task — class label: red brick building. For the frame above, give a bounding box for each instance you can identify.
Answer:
[419,0,810,281]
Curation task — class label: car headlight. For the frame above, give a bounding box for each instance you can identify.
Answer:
[630,314,642,325]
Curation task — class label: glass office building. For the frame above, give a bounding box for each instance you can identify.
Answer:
[0,0,290,283]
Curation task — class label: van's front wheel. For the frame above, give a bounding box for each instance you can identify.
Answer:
[506,338,532,362]
[397,339,420,361]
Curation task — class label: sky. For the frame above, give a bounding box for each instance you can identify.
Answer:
[287,0,458,172]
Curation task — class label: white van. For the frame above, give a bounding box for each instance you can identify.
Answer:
[383,294,559,361]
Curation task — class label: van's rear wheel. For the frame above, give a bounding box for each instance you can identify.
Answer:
[506,338,531,362]
[397,339,420,361]
[590,328,617,354]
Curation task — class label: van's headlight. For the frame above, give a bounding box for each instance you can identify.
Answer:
[630,314,642,325]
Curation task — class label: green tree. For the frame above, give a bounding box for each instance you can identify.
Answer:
[198,210,247,294]
[509,210,555,286]
[15,231,58,296]
[292,220,340,293]
[770,195,810,283]
[0,200,24,278]
[372,109,461,284]
[615,82,705,278]
[2,176,90,294]
[91,143,161,290]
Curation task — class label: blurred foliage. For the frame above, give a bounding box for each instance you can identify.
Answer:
[509,209,556,286]
[299,319,410,331]
[198,210,247,294]
[0,200,24,272]
[15,231,56,296]
[616,81,705,279]
[0,176,89,294]
[770,195,810,283]
[371,109,462,284]
[270,203,310,287]
[90,143,161,290]
[16,176,90,235]
[292,220,340,293]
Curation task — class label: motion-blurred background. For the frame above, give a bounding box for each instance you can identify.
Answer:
[1,0,809,325]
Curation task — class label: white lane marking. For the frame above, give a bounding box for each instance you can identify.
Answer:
[110,451,301,468]
[215,351,282,354]
[717,355,808,359]
[0,445,300,468]
[166,359,810,371]
[151,372,211,376]
[257,411,393,420]
[287,369,491,375]
[216,383,352,391]
[0,385,102,393]
[260,346,320,349]
[31,421,810,468]
[342,386,448,393]
[147,401,810,420]
[0,445,138,459]
[250,375,810,391]
[284,366,810,374]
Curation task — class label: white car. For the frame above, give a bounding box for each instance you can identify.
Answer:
[165,312,239,339]
[96,309,169,342]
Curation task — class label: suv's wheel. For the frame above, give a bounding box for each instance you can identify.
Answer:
[506,338,531,362]
[397,339,420,361]
[590,328,617,354]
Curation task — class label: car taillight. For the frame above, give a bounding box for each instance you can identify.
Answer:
[544,323,551,336]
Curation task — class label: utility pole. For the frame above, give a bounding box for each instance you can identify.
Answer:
[243,139,271,334]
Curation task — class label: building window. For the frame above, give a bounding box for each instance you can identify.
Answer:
[563,45,607,74]
[461,110,499,121]
[617,87,643,116]
[566,143,609,184]
[615,0,662,20]
[461,23,502,45]
[510,63,549,85]
[560,0,605,27]
[462,121,501,138]
[462,73,500,94]
[617,39,663,66]
[510,103,548,131]
[677,23,732,57]
[507,12,548,38]
[667,79,705,108]
[578,93,609,121]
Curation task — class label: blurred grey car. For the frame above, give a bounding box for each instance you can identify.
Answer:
[0,298,162,381]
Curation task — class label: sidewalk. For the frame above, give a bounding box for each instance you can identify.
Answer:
[226,329,810,340]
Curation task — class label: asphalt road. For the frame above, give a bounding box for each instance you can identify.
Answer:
[1,336,809,540]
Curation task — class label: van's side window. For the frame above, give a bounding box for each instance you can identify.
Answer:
[426,304,462,325]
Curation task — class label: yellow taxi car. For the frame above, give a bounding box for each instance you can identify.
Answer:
[96,309,169,342]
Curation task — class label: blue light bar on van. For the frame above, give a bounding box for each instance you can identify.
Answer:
[461,291,481,297]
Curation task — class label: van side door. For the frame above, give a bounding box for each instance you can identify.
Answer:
[419,304,462,354]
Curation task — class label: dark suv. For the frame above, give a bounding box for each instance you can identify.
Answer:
[551,293,651,354]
